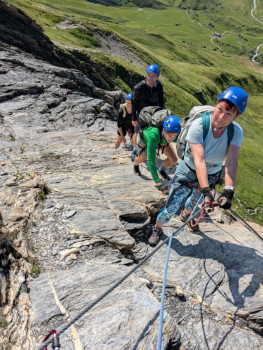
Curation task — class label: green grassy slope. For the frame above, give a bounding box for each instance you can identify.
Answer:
[7,0,263,225]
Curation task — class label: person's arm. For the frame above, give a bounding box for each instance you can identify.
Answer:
[189,142,216,204]
[189,142,209,188]
[217,144,240,209]
[117,108,123,129]
[132,119,138,127]
[169,137,179,163]
[158,83,164,108]
[224,144,240,187]
[118,127,125,142]
[131,86,140,123]
[146,129,162,184]
[117,109,125,142]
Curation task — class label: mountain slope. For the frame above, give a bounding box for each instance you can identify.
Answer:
[4,0,263,225]
[0,0,117,90]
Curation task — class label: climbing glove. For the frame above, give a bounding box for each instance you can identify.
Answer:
[156,183,170,195]
[201,187,215,204]
[218,189,234,210]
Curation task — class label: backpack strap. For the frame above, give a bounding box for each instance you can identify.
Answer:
[120,104,126,118]
[202,112,234,144]
[201,112,211,141]
[226,122,234,145]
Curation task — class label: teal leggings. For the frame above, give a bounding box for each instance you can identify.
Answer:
[157,161,220,224]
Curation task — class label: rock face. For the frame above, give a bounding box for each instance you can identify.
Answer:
[0,0,116,90]
[30,264,180,350]
[0,3,263,350]
[0,32,174,350]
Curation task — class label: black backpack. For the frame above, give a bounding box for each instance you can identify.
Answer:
[138,106,173,141]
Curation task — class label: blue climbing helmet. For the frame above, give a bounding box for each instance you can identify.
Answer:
[126,93,132,100]
[217,86,248,114]
[146,64,160,76]
[163,115,181,133]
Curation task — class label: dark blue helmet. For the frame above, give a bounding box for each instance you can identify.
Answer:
[126,93,132,100]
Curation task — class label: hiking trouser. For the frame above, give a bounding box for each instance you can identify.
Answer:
[117,126,134,137]
[157,160,220,224]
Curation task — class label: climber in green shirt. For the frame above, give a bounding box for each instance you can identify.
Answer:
[134,115,181,194]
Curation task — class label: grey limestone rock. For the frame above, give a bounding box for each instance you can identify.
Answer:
[0,24,263,350]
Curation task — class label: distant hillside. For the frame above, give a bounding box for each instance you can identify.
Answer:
[0,0,116,90]
[85,0,122,6]
[84,0,171,8]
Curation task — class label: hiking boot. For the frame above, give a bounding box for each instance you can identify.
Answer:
[124,144,134,151]
[148,226,163,246]
[158,167,171,181]
[130,149,138,162]
[180,212,199,232]
[134,164,141,176]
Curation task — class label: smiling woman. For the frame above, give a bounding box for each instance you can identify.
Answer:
[148,86,248,245]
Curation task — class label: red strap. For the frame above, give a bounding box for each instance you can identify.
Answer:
[190,201,216,227]
[43,330,58,350]
[189,185,218,228]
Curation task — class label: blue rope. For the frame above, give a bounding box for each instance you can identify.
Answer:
[157,195,205,350]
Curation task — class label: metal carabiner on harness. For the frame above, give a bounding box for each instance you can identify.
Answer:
[43,330,60,350]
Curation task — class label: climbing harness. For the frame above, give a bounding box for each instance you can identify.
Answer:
[42,329,60,350]
[165,179,194,209]
[38,203,209,350]
[157,196,211,350]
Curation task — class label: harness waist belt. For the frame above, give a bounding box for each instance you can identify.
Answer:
[184,159,221,176]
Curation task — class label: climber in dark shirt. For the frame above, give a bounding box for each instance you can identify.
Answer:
[130,64,164,160]
[132,64,164,126]
[115,93,136,149]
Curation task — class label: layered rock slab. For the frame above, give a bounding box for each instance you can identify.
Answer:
[30,262,180,349]
[141,216,263,349]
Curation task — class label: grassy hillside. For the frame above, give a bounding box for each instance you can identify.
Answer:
[82,0,174,8]
[6,0,263,225]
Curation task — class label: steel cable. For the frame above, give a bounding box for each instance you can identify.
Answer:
[38,204,207,350]
[228,208,263,242]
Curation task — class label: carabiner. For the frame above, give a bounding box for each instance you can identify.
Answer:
[43,329,60,350]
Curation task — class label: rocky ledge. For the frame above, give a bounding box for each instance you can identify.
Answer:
[0,27,263,350]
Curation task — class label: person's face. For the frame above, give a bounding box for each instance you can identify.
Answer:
[146,72,159,87]
[126,100,132,110]
[163,130,179,143]
[212,101,240,128]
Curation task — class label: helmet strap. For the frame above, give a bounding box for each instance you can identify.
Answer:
[162,130,167,142]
